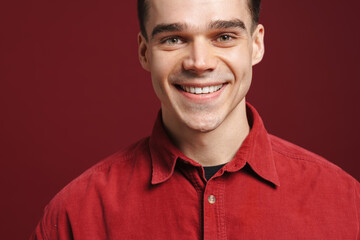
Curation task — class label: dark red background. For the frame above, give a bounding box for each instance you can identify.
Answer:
[1,0,359,239]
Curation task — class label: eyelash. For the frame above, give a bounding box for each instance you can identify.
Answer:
[217,34,234,42]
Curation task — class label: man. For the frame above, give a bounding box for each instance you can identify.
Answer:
[31,0,360,239]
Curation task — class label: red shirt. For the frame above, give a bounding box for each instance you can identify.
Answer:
[31,103,360,239]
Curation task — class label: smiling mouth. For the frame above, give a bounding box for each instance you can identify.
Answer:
[176,84,224,95]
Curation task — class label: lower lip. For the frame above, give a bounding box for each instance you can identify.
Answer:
[175,84,227,102]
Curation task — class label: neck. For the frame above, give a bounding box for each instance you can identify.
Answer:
[163,100,250,166]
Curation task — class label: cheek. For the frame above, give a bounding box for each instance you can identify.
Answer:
[221,48,252,81]
[150,50,185,86]
[149,51,179,81]
[219,47,253,101]
[150,53,167,78]
[149,51,179,100]
[149,52,168,96]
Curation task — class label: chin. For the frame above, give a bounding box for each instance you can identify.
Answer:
[183,115,222,133]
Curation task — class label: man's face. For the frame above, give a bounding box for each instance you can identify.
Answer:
[139,0,264,133]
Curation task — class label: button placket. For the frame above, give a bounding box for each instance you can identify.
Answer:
[203,178,227,240]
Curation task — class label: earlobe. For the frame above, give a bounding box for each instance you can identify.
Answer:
[138,33,151,71]
[252,24,265,66]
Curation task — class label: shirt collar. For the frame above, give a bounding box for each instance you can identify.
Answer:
[149,103,280,187]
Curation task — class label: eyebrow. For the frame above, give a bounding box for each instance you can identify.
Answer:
[151,23,187,39]
[209,19,246,31]
[151,19,247,39]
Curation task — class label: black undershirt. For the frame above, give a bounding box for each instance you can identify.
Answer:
[203,163,226,181]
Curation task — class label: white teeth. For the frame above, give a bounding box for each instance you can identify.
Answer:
[202,86,209,94]
[195,88,202,94]
[180,84,223,94]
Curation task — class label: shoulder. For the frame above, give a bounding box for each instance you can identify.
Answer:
[47,136,151,210]
[32,137,151,239]
[269,134,336,168]
[69,137,148,182]
[269,134,359,184]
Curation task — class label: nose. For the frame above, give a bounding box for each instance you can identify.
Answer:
[182,38,218,74]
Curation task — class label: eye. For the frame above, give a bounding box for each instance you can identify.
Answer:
[163,37,183,45]
[217,35,233,42]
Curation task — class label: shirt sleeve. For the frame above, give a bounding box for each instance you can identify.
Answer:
[29,195,73,240]
[355,180,360,240]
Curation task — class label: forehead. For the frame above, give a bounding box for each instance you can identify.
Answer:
[146,0,252,31]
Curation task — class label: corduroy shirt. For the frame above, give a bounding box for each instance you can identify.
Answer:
[31,103,360,240]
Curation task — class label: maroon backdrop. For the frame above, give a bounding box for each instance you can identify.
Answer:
[1,0,359,239]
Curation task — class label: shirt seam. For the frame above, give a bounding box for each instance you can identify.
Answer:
[60,156,125,194]
[217,179,227,240]
[272,148,340,171]
[43,193,66,240]
[42,211,50,240]
[272,147,360,187]
[69,139,148,186]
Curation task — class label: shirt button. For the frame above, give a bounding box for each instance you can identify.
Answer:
[208,195,216,204]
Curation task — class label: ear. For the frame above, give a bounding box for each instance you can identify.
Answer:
[138,32,151,71]
[251,24,265,66]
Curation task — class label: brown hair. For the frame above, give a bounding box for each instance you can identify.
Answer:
[137,0,262,41]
